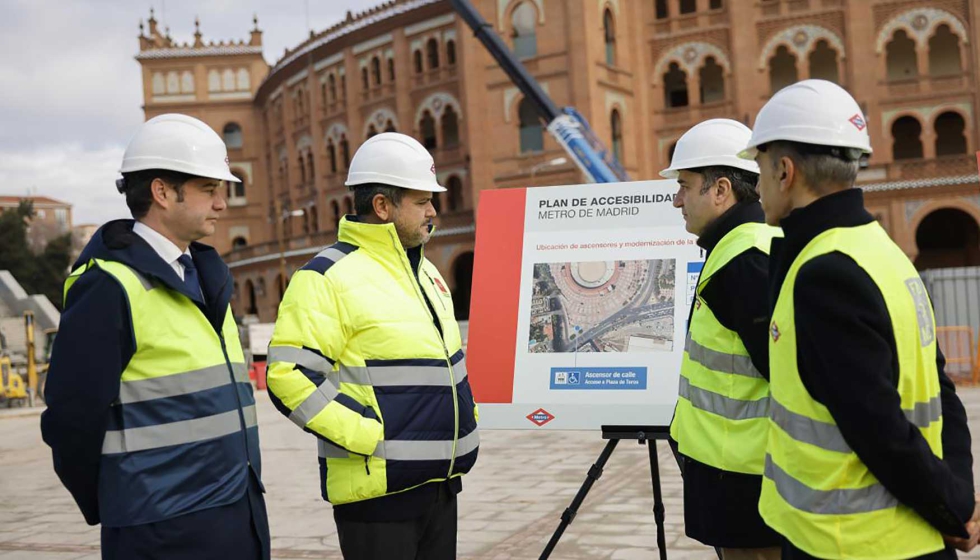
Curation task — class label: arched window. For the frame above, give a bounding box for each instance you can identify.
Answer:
[232,237,247,249]
[340,74,346,99]
[512,2,537,59]
[420,111,438,150]
[327,140,337,174]
[915,209,980,270]
[306,152,315,182]
[222,69,235,91]
[935,112,967,156]
[331,200,341,226]
[361,67,369,90]
[427,38,440,70]
[223,123,243,149]
[709,0,722,9]
[518,97,544,153]
[769,45,798,94]
[340,135,350,169]
[414,50,424,74]
[668,141,677,161]
[610,109,623,163]
[371,57,382,85]
[663,62,689,108]
[384,119,397,133]
[367,124,378,139]
[447,40,457,66]
[892,116,923,160]
[244,279,257,314]
[447,176,463,212]
[680,0,696,14]
[808,39,839,84]
[310,206,319,233]
[237,68,250,91]
[388,58,395,82]
[886,30,918,80]
[230,170,246,199]
[431,192,442,213]
[320,83,327,107]
[603,9,616,66]
[699,57,725,103]
[344,197,354,215]
[328,74,337,101]
[656,0,669,19]
[441,106,460,148]
[298,155,306,184]
[929,24,961,76]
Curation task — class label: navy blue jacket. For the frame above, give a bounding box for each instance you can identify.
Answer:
[40,219,260,525]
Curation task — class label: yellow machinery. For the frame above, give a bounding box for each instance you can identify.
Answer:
[0,355,27,405]
[0,310,50,407]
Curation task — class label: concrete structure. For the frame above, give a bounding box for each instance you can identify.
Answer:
[133,0,980,323]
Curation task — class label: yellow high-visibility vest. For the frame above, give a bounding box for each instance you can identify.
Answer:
[761,221,944,559]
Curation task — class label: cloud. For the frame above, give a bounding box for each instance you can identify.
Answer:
[0,0,383,226]
[0,144,131,225]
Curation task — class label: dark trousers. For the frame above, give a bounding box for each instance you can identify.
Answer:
[335,482,457,560]
[101,473,270,560]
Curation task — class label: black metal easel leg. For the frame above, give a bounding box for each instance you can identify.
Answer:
[539,438,620,560]
[648,440,668,560]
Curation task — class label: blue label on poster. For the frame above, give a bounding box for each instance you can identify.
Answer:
[687,262,704,274]
[550,367,647,390]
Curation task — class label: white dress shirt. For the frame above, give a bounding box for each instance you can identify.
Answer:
[132,221,191,281]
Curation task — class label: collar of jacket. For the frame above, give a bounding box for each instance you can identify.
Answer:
[337,215,435,273]
[697,201,766,254]
[73,219,232,330]
[778,188,872,257]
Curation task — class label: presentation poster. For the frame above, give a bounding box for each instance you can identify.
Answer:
[466,181,703,429]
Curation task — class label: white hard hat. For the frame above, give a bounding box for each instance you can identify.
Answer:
[659,119,759,179]
[346,132,446,192]
[119,113,240,183]
[739,79,872,160]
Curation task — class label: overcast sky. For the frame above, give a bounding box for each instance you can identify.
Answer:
[0,0,380,226]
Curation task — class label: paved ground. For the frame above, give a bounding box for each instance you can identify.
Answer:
[3,389,980,559]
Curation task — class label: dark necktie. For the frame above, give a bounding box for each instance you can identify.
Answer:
[176,254,201,299]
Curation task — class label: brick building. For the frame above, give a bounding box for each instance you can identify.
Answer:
[134,0,980,322]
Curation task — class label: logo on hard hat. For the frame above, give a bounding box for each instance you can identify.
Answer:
[848,114,866,131]
[430,163,436,175]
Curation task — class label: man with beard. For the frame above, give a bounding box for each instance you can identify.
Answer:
[266,133,479,560]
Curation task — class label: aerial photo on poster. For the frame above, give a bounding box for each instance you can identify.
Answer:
[528,259,676,354]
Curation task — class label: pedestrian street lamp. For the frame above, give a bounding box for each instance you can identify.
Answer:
[274,199,306,293]
[529,156,569,182]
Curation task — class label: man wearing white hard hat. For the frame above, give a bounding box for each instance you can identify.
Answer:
[664,119,782,559]
[267,132,479,559]
[41,114,270,559]
[741,79,978,558]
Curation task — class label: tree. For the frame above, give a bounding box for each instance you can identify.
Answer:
[0,200,72,310]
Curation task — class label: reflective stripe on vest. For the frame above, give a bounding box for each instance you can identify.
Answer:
[761,222,944,559]
[670,221,780,475]
[318,429,480,461]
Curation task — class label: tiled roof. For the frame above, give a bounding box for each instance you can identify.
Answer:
[0,195,70,207]
[136,45,263,60]
[859,174,979,192]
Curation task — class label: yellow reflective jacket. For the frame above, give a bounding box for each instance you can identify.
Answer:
[267,217,479,505]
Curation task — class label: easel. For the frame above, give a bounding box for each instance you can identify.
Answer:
[539,426,669,560]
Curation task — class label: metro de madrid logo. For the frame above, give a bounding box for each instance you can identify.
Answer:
[848,114,867,131]
[526,408,555,427]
